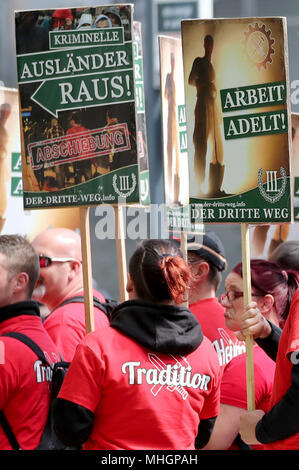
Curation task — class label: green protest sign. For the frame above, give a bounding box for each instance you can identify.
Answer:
[223,109,288,140]
[11,152,22,172]
[182,17,293,224]
[220,81,286,112]
[15,5,142,210]
[31,69,134,117]
[49,27,124,49]
[11,177,23,197]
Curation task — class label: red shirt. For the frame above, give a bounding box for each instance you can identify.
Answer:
[58,326,221,450]
[190,298,246,370]
[264,288,299,450]
[221,345,275,450]
[44,289,109,362]
[0,313,60,450]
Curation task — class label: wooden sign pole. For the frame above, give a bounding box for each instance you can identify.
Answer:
[114,205,128,302]
[79,206,95,334]
[180,231,189,307]
[241,223,255,411]
[180,230,188,262]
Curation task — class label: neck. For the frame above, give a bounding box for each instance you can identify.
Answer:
[188,283,216,304]
[50,277,84,311]
[0,300,39,324]
[266,308,280,328]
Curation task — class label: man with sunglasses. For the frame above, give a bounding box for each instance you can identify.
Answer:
[0,234,61,449]
[32,228,109,362]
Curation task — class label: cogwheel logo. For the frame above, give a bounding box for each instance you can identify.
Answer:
[243,23,275,70]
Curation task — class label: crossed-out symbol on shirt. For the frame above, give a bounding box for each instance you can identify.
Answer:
[148,353,190,400]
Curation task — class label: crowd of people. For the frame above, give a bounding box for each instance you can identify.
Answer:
[15,6,131,55]
[0,228,298,450]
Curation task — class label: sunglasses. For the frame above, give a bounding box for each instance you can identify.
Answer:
[39,254,79,268]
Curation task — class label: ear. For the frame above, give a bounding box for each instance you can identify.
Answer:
[126,273,133,293]
[13,272,29,295]
[192,261,210,283]
[258,294,275,316]
[68,259,81,281]
[126,273,136,299]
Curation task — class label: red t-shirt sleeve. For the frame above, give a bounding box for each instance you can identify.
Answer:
[58,339,104,413]
[200,373,221,420]
[198,339,222,420]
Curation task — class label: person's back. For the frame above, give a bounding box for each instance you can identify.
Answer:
[0,234,61,449]
[54,239,221,450]
[43,288,109,362]
[0,306,60,449]
[58,301,220,450]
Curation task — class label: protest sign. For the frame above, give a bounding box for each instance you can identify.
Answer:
[291,113,299,221]
[133,21,150,206]
[159,35,189,206]
[251,112,299,258]
[181,17,293,224]
[15,5,141,210]
[159,36,206,236]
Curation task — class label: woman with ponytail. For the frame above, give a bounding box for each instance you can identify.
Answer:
[205,259,298,450]
[53,239,221,450]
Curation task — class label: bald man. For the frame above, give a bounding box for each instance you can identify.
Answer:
[32,228,109,361]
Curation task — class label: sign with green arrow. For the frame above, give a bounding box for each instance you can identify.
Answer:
[15,5,143,209]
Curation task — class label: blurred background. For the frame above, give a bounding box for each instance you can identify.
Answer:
[1,0,299,300]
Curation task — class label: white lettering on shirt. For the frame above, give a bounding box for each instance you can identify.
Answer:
[34,360,52,383]
[121,354,211,400]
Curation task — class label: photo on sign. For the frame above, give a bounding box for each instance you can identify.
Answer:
[251,112,299,259]
[15,5,141,209]
[159,35,189,206]
[182,18,293,223]
[133,21,150,206]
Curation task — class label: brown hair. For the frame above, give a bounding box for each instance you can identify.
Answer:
[187,250,222,290]
[0,234,39,298]
[269,240,299,272]
[129,239,192,304]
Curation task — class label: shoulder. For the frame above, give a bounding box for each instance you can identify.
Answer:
[222,347,275,386]
[289,288,299,318]
[0,335,39,376]
[193,336,221,372]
